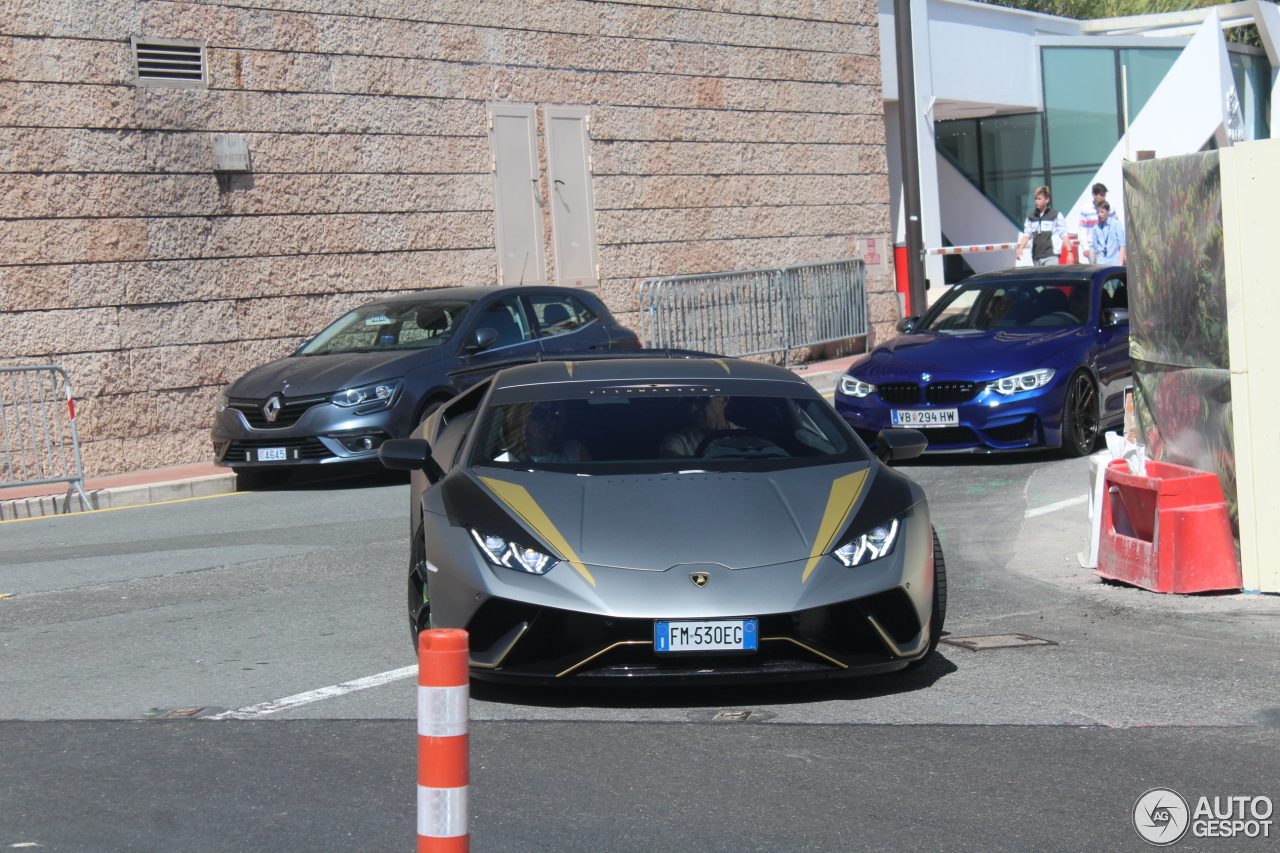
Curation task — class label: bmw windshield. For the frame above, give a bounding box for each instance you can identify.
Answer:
[472,385,870,474]
[300,299,474,355]
[917,280,1091,332]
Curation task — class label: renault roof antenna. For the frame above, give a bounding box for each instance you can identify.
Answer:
[517,251,530,287]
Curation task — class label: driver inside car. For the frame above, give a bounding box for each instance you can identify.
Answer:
[659,395,741,458]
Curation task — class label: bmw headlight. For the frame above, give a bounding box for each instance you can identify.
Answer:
[331,380,401,409]
[989,368,1055,396]
[832,519,900,567]
[839,376,876,397]
[469,529,560,575]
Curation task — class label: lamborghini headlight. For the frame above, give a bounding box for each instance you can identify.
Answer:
[832,519,900,567]
[989,368,1055,396]
[839,376,876,397]
[469,529,559,575]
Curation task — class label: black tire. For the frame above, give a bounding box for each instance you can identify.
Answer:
[905,525,947,671]
[415,397,450,431]
[407,518,431,649]
[1060,370,1099,457]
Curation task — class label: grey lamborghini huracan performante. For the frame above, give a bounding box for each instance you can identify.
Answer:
[379,353,945,684]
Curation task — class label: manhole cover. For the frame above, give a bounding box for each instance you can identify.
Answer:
[158,707,206,718]
[940,634,1057,651]
[712,710,752,722]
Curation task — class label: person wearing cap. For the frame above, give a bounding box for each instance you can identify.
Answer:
[1015,186,1066,266]
[1086,201,1126,266]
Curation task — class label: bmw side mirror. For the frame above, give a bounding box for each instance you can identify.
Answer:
[896,316,918,333]
[465,327,499,354]
[1103,308,1129,327]
[874,429,928,463]
[379,438,445,482]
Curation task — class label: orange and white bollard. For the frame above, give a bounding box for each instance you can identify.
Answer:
[417,628,470,853]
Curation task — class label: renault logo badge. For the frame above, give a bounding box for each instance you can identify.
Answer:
[690,573,709,588]
[263,395,282,423]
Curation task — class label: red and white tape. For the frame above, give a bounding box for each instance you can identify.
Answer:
[417,628,470,853]
[925,242,1020,255]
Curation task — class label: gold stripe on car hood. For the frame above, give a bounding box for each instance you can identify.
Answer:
[801,469,870,583]
[478,476,597,587]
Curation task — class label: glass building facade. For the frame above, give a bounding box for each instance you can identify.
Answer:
[936,44,1272,227]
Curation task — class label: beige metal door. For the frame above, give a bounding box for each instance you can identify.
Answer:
[543,106,600,288]
[488,103,546,286]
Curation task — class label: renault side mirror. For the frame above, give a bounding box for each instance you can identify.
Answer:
[293,338,311,355]
[874,428,928,463]
[465,327,499,353]
[378,438,444,482]
[1103,308,1129,327]
[895,316,918,333]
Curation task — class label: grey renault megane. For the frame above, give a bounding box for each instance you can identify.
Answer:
[211,286,639,482]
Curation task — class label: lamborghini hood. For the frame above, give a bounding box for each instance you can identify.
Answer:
[463,462,902,572]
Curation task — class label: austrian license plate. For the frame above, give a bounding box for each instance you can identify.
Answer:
[654,619,758,653]
[892,408,959,428]
[256,447,288,462]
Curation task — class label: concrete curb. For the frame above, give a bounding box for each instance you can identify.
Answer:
[0,472,238,521]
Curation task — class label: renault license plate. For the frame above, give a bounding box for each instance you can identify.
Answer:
[655,619,758,653]
[892,409,959,427]
[256,447,287,462]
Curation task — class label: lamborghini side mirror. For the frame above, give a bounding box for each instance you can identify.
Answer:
[379,438,445,482]
[874,429,928,463]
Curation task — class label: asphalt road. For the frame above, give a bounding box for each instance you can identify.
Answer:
[2,455,1279,851]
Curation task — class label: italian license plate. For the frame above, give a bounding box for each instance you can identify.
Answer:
[892,408,959,428]
[654,619,758,653]
[256,447,288,462]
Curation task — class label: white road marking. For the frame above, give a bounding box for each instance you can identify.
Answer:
[206,665,417,720]
[1024,494,1089,518]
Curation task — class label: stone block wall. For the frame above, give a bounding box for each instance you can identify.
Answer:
[0,0,893,477]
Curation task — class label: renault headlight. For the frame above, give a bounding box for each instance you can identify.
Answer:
[989,368,1055,396]
[217,391,229,412]
[331,380,401,409]
[832,519,900,567]
[469,529,560,575]
[839,376,876,398]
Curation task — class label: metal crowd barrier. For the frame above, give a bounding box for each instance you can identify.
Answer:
[638,258,867,368]
[0,365,91,512]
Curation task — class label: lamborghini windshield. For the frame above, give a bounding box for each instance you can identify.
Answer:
[300,299,473,355]
[471,391,868,474]
[917,280,1090,331]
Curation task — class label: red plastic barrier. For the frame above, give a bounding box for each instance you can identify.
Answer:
[1096,459,1240,593]
[1059,233,1079,265]
[418,629,470,853]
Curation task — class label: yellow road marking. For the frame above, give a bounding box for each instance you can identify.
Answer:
[0,490,246,524]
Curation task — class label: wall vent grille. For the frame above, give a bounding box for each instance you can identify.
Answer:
[131,36,207,89]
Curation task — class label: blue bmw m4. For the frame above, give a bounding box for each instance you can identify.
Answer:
[835,265,1130,456]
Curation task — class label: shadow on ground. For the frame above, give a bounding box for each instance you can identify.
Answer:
[471,650,959,711]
